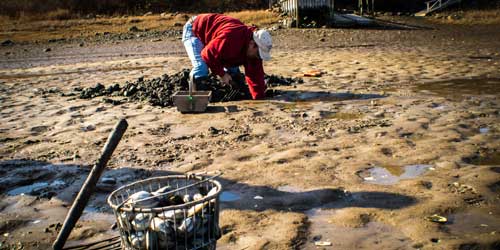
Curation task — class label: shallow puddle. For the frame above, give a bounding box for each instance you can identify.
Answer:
[416,78,500,99]
[274,91,383,111]
[220,191,241,202]
[464,152,500,166]
[447,212,500,236]
[304,208,413,250]
[7,182,50,196]
[6,179,67,196]
[361,165,432,185]
[479,127,490,134]
[275,101,313,111]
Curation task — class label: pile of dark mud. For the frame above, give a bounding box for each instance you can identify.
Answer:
[78,69,303,107]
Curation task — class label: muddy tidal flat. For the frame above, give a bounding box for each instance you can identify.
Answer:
[0,17,499,250]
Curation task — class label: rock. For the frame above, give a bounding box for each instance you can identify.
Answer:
[420,181,433,189]
[79,42,84,47]
[208,127,222,135]
[1,39,14,46]
[101,177,116,185]
[131,213,152,231]
[81,124,96,132]
[374,111,385,118]
[160,12,169,17]
[177,217,195,234]
[129,26,141,32]
[129,231,146,249]
[319,38,325,42]
[77,69,302,107]
[174,22,182,27]
[143,11,153,16]
[126,191,159,208]
[157,210,185,220]
[44,48,51,52]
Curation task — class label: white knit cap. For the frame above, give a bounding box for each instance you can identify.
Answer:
[253,29,272,61]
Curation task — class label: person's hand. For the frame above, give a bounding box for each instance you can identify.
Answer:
[221,73,232,86]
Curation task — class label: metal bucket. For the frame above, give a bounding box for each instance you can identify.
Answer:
[107,175,222,250]
[173,73,211,113]
[172,91,211,113]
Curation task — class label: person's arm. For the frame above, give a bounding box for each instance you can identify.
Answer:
[201,38,226,77]
[244,59,266,100]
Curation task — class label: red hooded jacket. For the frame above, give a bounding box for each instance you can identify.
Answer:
[192,14,266,99]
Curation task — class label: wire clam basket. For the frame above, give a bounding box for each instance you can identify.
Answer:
[107,174,222,250]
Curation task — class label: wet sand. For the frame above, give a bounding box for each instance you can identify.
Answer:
[1,17,499,249]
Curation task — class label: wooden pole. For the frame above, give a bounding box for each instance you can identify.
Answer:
[52,119,128,250]
[296,0,300,28]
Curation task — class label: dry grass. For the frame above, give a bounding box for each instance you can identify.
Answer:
[0,10,279,43]
[225,10,280,27]
[45,9,74,20]
[430,9,500,25]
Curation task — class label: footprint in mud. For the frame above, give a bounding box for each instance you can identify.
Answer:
[22,104,36,112]
[488,180,500,193]
[0,218,31,233]
[304,209,413,250]
[30,125,50,135]
[52,109,67,116]
[380,147,393,157]
[304,150,318,158]
[490,167,500,173]
[236,155,253,162]
[267,149,318,164]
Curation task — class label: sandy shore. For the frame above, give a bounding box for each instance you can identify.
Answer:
[1,17,499,249]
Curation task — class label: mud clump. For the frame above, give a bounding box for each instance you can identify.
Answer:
[78,69,303,107]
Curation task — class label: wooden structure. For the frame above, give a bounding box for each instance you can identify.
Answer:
[277,0,375,27]
[415,0,462,16]
[358,0,375,16]
[279,0,335,27]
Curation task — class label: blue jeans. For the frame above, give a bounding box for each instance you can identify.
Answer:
[182,17,208,79]
[182,16,240,79]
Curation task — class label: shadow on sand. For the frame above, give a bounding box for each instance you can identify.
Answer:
[0,159,416,214]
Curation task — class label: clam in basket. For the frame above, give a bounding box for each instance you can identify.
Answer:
[107,174,222,250]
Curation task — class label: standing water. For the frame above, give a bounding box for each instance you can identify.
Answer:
[361,165,432,185]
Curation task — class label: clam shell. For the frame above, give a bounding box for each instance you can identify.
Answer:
[182,194,192,203]
[152,186,172,196]
[127,191,159,208]
[150,217,174,234]
[193,193,203,201]
[169,195,184,205]
[157,210,185,220]
[132,213,152,231]
[129,231,146,249]
[177,217,195,234]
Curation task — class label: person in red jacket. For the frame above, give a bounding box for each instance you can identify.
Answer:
[182,13,273,100]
